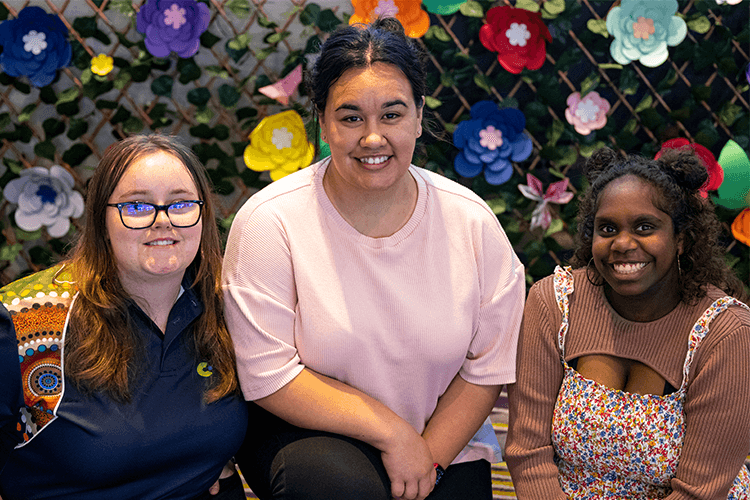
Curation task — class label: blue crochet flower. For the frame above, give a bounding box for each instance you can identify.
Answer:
[0,6,71,87]
[137,0,210,58]
[606,0,687,68]
[453,101,533,185]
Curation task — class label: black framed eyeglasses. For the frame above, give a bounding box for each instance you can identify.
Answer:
[106,200,204,229]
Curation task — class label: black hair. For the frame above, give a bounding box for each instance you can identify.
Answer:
[570,147,747,303]
[307,17,428,116]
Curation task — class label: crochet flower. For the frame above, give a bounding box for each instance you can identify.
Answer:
[244,110,315,181]
[422,0,467,15]
[453,101,533,185]
[349,0,430,38]
[715,0,743,4]
[518,174,574,231]
[606,0,687,68]
[479,6,552,74]
[654,138,723,199]
[732,209,750,246]
[3,166,84,237]
[0,6,71,87]
[136,0,210,58]
[90,53,114,76]
[565,91,610,135]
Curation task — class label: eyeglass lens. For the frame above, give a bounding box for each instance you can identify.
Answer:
[120,201,201,228]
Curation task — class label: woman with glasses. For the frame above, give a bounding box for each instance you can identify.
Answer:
[0,135,247,500]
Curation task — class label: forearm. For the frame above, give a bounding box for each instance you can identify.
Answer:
[421,374,500,467]
[255,367,417,451]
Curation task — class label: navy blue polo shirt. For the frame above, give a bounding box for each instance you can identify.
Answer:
[0,302,23,475]
[0,281,248,500]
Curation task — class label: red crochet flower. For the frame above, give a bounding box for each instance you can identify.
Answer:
[479,6,552,74]
[654,138,723,198]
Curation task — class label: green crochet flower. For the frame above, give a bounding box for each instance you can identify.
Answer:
[606,0,686,67]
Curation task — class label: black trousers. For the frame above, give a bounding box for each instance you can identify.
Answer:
[236,402,492,500]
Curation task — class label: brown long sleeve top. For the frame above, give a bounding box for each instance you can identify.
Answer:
[506,268,750,500]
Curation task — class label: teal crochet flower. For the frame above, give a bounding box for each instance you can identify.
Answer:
[606,0,686,68]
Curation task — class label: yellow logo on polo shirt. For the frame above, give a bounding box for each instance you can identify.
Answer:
[197,362,213,377]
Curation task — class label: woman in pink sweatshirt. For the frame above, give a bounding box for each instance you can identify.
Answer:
[222,17,525,500]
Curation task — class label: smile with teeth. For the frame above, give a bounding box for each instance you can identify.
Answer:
[358,156,390,165]
[612,262,647,274]
[146,239,176,246]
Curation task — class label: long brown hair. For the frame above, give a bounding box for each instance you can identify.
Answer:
[62,135,238,403]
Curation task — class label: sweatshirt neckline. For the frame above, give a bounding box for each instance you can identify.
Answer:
[313,158,427,248]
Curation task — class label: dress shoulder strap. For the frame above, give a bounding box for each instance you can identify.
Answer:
[553,266,575,357]
[0,265,77,447]
[679,296,750,392]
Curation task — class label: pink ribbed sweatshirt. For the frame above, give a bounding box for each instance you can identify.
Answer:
[222,158,525,445]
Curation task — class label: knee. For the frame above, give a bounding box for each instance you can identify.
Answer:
[272,436,390,500]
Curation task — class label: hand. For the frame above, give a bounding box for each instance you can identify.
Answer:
[380,424,436,500]
[208,461,237,495]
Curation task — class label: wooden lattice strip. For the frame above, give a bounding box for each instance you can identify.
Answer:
[566,29,659,144]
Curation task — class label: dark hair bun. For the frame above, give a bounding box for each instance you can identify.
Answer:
[371,16,407,36]
[583,147,620,183]
[657,148,708,191]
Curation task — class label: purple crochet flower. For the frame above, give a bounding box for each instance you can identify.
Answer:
[137,0,210,58]
[453,101,533,185]
[0,6,71,87]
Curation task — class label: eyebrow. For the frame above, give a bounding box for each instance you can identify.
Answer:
[335,99,408,112]
[117,188,196,198]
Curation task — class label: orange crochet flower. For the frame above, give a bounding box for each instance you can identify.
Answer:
[349,0,430,38]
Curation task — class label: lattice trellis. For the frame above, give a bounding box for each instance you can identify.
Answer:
[0,0,748,289]
[0,0,344,283]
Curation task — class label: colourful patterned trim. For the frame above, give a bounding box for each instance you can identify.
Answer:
[1,266,76,447]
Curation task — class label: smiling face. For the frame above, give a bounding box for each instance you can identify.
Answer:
[105,151,202,291]
[319,62,423,196]
[592,175,684,318]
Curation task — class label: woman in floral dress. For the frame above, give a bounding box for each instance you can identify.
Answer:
[506,146,750,499]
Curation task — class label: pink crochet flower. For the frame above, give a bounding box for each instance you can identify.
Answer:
[565,91,610,135]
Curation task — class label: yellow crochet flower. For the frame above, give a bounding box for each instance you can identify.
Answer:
[244,110,314,181]
[90,53,113,76]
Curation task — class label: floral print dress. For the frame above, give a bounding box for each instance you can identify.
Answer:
[550,266,750,498]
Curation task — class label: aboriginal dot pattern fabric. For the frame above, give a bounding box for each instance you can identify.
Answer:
[1,265,75,447]
[550,266,750,498]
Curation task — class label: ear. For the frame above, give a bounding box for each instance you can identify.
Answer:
[318,113,328,144]
[416,97,424,138]
[676,232,685,256]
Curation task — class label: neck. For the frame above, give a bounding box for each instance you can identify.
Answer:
[603,277,682,322]
[119,272,183,333]
[323,166,418,238]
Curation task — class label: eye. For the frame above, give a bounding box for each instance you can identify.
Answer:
[341,115,362,123]
[383,112,400,120]
[123,202,154,216]
[636,223,655,233]
[596,223,616,235]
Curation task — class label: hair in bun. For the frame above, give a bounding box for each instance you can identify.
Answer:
[570,146,746,303]
[655,147,708,192]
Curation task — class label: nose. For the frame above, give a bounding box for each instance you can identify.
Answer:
[611,230,637,253]
[152,207,172,228]
[360,123,387,148]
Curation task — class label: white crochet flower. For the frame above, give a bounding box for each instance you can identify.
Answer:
[3,165,84,237]
[715,0,743,4]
